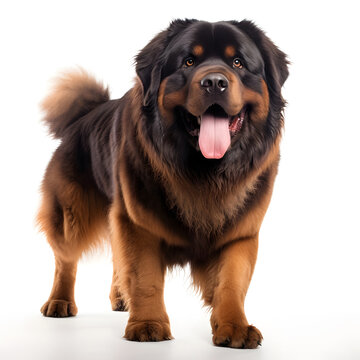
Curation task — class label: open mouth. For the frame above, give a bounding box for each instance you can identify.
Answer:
[182,104,247,159]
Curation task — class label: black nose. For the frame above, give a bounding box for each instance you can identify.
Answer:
[200,73,229,94]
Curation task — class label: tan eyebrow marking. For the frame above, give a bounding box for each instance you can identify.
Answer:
[193,45,204,57]
[225,45,236,57]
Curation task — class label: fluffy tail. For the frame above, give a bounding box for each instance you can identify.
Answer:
[41,68,110,138]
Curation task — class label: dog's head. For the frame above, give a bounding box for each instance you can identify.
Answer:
[136,19,288,169]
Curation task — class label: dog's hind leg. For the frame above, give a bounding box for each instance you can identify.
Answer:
[109,270,128,311]
[38,153,109,317]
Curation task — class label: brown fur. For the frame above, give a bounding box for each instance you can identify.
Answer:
[193,45,204,57]
[243,80,270,123]
[225,45,236,58]
[38,19,288,349]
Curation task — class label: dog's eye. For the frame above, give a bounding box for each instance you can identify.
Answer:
[233,58,243,69]
[184,57,195,67]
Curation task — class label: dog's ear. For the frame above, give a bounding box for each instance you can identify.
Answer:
[136,19,198,107]
[231,20,289,93]
[135,30,168,107]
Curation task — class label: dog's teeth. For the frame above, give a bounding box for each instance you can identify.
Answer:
[197,116,201,125]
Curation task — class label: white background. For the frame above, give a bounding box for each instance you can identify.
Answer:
[1,0,359,359]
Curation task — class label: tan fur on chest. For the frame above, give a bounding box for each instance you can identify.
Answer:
[164,172,258,235]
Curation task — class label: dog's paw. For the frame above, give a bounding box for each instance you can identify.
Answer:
[212,323,262,349]
[111,297,128,312]
[125,320,173,342]
[41,299,78,317]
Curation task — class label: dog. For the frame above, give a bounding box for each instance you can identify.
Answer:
[38,19,288,348]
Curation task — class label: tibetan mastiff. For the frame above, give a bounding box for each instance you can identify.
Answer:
[38,19,288,348]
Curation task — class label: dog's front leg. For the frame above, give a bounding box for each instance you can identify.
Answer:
[193,234,262,348]
[111,209,172,342]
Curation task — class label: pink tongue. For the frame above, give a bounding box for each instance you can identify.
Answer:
[198,113,230,159]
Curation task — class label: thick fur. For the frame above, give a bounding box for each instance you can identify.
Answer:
[41,68,109,138]
[38,19,288,349]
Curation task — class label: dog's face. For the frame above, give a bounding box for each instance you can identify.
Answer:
[136,20,288,169]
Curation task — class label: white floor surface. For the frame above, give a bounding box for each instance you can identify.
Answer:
[1,309,359,360]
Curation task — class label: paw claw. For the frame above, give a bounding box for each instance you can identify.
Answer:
[218,336,231,347]
[111,298,128,312]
